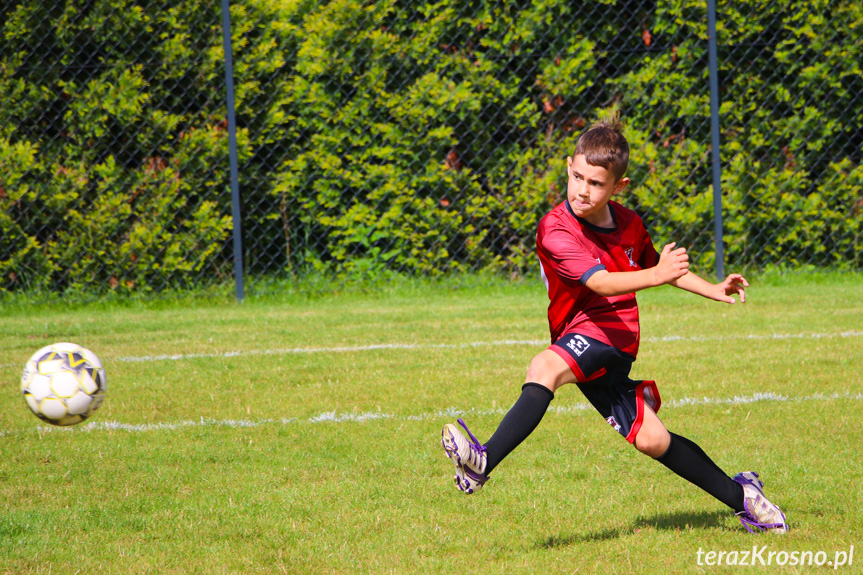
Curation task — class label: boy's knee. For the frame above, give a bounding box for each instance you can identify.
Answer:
[634,426,671,458]
[524,351,569,392]
[525,354,549,381]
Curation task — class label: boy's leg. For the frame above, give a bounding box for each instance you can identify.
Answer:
[441,349,571,493]
[483,382,555,473]
[637,405,744,512]
[632,402,671,457]
[639,407,788,532]
[615,394,787,532]
[483,349,574,472]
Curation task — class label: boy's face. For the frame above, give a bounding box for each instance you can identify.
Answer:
[566,154,629,226]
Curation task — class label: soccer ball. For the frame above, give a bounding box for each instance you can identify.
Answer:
[21,342,107,426]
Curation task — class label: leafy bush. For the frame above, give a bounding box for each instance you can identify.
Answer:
[236,0,861,278]
[1,0,860,297]
[0,1,233,294]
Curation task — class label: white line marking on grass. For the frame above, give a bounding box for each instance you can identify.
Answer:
[1,331,861,370]
[3,391,859,437]
[308,411,393,423]
[0,342,544,369]
[111,340,548,364]
[646,330,863,343]
[97,329,863,363]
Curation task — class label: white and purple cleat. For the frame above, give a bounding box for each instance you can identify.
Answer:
[441,418,488,494]
[732,471,789,533]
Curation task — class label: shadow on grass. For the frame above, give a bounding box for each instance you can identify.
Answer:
[539,510,730,549]
[635,509,730,530]
[540,528,624,548]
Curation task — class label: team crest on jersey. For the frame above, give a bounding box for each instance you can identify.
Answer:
[625,247,637,268]
[606,416,622,432]
[565,334,591,357]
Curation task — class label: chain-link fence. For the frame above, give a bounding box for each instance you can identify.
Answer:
[2,1,861,299]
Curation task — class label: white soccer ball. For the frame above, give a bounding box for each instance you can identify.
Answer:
[21,342,107,426]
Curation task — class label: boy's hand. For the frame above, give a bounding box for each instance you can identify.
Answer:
[718,273,749,303]
[654,242,689,285]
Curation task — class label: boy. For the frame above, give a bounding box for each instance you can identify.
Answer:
[440,117,788,534]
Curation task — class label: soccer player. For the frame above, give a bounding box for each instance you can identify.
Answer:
[440,116,788,533]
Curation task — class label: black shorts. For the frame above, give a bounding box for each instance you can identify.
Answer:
[550,333,661,444]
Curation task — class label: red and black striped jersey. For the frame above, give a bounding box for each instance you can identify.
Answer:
[536,200,659,357]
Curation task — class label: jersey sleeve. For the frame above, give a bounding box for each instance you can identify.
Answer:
[539,227,605,286]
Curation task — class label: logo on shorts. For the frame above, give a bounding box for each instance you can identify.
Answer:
[606,416,622,432]
[566,334,591,356]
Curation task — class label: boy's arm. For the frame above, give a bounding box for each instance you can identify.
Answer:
[585,241,748,303]
[585,242,689,296]
[670,269,749,303]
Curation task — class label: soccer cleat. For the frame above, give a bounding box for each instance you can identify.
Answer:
[441,418,488,494]
[732,471,789,534]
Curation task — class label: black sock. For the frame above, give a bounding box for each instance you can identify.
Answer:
[483,383,554,474]
[656,433,745,513]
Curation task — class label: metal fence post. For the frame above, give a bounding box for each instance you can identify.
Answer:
[707,0,725,279]
[221,0,245,301]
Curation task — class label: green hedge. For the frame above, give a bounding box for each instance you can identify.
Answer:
[0,1,234,293]
[1,0,861,294]
[240,0,862,277]
[621,0,863,272]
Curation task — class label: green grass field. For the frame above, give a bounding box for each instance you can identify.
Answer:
[1,274,861,574]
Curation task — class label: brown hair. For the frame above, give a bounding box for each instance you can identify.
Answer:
[573,115,629,181]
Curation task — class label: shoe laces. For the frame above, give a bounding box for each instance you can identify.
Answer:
[457,418,487,469]
[736,510,786,533]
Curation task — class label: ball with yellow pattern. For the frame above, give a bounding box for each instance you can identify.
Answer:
[21,343,107,426]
